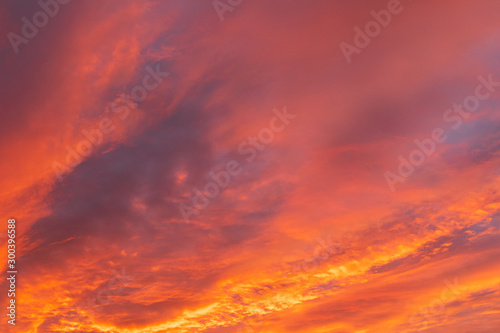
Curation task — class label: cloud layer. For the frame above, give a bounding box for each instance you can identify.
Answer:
[1,0,500,332]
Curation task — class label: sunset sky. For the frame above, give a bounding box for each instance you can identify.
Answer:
[1,0,500,332]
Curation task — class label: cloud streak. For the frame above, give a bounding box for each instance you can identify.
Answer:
[1,0,500,332]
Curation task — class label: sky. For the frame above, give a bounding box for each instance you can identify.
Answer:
[1,0,500,332]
